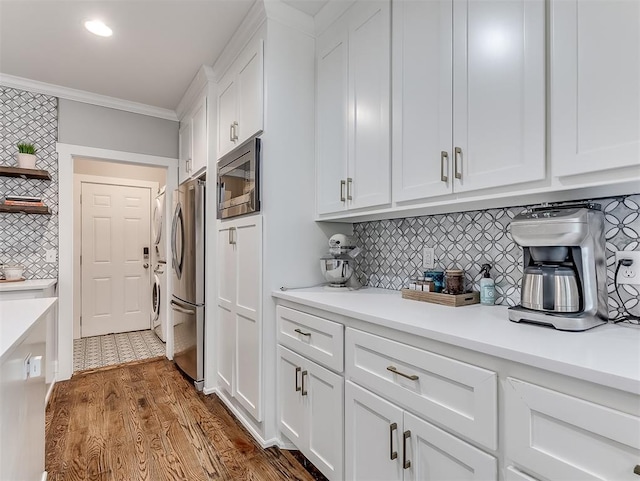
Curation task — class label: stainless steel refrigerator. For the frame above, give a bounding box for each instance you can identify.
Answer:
[170,177,205,390]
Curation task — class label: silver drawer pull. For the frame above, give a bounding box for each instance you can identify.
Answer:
[295,366,301,392]
[294,328,311,337]
[387,365,419,381]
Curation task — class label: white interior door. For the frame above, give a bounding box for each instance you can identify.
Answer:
[81,182,152,337]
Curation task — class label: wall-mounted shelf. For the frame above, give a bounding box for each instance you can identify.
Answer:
[0,166,51,181]
[0,204,51,215]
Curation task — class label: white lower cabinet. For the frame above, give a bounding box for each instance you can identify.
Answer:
[504,377,640,481]
[345,381,497,481]
[216,215,262,421]
[278,346,343,480]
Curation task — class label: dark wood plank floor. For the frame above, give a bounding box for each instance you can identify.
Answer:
[45,358,318,481]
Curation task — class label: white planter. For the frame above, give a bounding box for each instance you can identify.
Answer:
[17,153,36,169]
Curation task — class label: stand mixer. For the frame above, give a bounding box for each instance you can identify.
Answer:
[320,234,362,289]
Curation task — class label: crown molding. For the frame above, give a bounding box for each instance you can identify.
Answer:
[212,0,267,80]
[264,1,315,37]
[175,65,216,120]
[0,73,178,121]
[314,0,355,36]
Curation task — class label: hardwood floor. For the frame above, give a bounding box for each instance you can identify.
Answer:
[45,358,319,481]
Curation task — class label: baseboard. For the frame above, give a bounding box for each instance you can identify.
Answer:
[212,388,280,449]
[45,377,56,407]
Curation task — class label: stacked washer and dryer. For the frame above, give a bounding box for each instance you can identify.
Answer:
[152,186,167,342]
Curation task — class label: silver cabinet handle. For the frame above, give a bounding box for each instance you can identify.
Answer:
[294,328,311,337]
[340,180,346,202]
[228,227,236,245]
[232,121,239,141]
[454,147,462,180]
[403,430,411,469]
[440,151,449,183]
[170,300,196,315]
[389,423,398,460]
[295,366,301,392]
[230,123,234,142]
[301,370,308,396]
[387,365,419,381]
[347,177,353,201]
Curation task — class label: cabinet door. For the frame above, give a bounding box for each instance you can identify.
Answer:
[452,0,545,192]
[278,346,306,448]
[316,17,349,215]
[233,216,262,421]
[551,0,640,176]
[348,0,391,210]
[345,381,403,481]
[504,378,640,481]
[178,121,192,184]
[392,0,453,202]
[404,412,497,480]
[218,72,237,159]
[216,223,236,393]
[191,95,207,175]
[236,39,264,145]
[305,360,344,481]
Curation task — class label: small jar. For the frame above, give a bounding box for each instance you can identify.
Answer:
[423,277,436,292]
[445,269,465,295]
[424,269,444,292]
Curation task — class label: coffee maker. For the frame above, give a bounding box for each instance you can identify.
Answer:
[508,202,608,331]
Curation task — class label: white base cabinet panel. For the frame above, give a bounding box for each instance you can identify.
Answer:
[346,327,497,450]
[504,377,640,481]
[278,346,343,480]
[345,381,497,481]
[215,216,262,422]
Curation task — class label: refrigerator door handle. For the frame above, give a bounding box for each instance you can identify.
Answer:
[170,299,196,315]
[171,203,184,279]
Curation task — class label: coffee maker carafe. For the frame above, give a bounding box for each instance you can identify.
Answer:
[508,202,608,331]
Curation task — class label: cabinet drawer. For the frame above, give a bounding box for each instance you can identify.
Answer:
[345,328,497,449]
[277,306,344,372]
[505,378,640,481]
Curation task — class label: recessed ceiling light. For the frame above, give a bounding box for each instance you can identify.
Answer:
[84,20,112,37]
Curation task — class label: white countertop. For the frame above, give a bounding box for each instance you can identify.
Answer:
[0,278,57,292]
[0,297,57,363]
[273,287,640,394]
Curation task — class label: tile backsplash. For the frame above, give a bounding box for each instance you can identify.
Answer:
[0,87,58,279]
[353,195,640,320]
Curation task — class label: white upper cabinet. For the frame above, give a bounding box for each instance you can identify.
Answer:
[316,1,391,215]
[551,0,640,177]
[392,0,453,202]
[393,0,545,202]
[178,120,192,185]
[217,38,264,159]
[190,95,208,176]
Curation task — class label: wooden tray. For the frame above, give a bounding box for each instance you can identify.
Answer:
[0,277,26,283]
[401,289,479,307]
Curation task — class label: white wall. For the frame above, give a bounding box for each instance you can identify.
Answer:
[74,157,167,186]
[58,99,179,158]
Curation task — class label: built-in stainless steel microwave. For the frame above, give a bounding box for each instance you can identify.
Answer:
[217,136,260,219]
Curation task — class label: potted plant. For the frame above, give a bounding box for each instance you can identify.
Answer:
[17,142,37,169]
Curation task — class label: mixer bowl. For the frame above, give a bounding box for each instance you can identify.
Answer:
[320,258,354,287]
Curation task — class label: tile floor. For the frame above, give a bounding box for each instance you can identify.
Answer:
[73,330,166,372]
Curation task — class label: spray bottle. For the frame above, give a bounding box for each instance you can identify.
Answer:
[480,264,495,306]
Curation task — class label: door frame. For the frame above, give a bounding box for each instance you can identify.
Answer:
[74,175,158,339]
[57,143,178,381]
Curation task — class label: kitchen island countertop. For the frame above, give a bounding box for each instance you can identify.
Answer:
[0,297,57,363]
[273,287,640,394]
